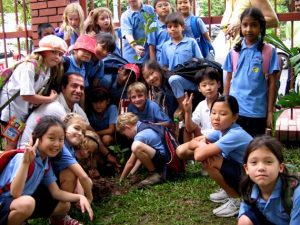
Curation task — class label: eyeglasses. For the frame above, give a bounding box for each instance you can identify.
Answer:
[156,2,170,8]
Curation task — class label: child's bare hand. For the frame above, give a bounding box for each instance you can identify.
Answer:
[87,10,94,22]
[23,138,39,164]
[107,154,121,173]
[134,45,145,57]
[182,92,193,113]
[225,24,240,40]
[49,90,58,102]
[78,195,93,221]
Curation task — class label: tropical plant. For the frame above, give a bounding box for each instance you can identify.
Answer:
[265,33,300,76]
[264,33,300,134]
[108,144,130,166]
[129,12,157,61]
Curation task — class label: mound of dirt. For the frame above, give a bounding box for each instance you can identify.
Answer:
[92,174,143,202]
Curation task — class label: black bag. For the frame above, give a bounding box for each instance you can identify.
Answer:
[167,57,223,93]
[103,53,128,75]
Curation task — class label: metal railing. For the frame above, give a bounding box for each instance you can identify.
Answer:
[0,0,299,69]
[0,0,32,69]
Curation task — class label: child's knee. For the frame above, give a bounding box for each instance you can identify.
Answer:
[131,141,144,153]
[59,169,76,190]
[176,144,188,159]
[237,215,253,225]
[168,75,181,87]
[11,196,35,216]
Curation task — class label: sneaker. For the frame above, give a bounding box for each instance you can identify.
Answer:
[212,198,240,217]
[138,172,162,188]
[50,215,81,225]
[209,188,229,203]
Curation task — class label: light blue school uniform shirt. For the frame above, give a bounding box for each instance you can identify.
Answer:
[239,178,300,225]
[70,32,79,45]
[183,14,208,38]
[206,123,253,164]
[84,59,104,88]
[121,4,155,63]
[65,55,86,82]
[88,104,118,131]
[0,152,56,198]
[160,36,202,70]
[51,141,77,175]
[147,20,170,62]
[223,40,279,118]
[135,121,166,156]
[128,99,171,124]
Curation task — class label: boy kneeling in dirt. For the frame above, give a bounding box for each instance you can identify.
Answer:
[117,112,167,187]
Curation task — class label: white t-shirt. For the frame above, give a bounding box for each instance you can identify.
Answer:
[0,61,50,122]
[17,93,88,148]
[191,98,214,136]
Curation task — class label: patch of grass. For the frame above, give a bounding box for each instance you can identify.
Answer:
[29,146,300,225]
[283,147,300,170]
[91,164,236,225]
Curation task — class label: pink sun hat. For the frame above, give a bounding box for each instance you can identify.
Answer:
[33,35,68,54]
[73,34,97,55]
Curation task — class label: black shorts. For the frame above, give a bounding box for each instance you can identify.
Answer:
[152,151,167,172]
[240,206,275,225]
[237,116,266,137]
[30,184,59,218]
[0,196,13,225]
[220,157,242,194]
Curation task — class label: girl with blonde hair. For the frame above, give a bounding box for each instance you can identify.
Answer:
[0,35,67,150]
[60,2,85,46]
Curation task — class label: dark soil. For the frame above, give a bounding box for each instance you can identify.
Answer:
[91,174,143,202]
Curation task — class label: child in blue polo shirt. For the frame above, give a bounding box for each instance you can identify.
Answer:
[142,59,178,120]
[176,67,221,159]
[117,112,168,187]
[176,0,213,59]
[121,0,155,63]
[223,8,279,137]
[193,95,252,217]
[86,88,118,147]
[64,34,96,87]
[47,113,94,224]
[160,12,202,112]
[147,0,171,62]
[84,32,116,89]
[127,81,172,127]
[0,116,93,225]
[239,135,300,225]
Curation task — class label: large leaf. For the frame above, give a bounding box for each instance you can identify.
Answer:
[130,12,157,60]
[290,53,300,75]
[265,33,300,83]
[276,91,300,108]
[272,109,284,135]
[264,34,292,55]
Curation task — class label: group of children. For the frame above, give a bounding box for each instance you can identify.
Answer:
[0,0,298,224]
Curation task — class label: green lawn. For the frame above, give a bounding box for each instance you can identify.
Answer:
[29,146,300,225]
